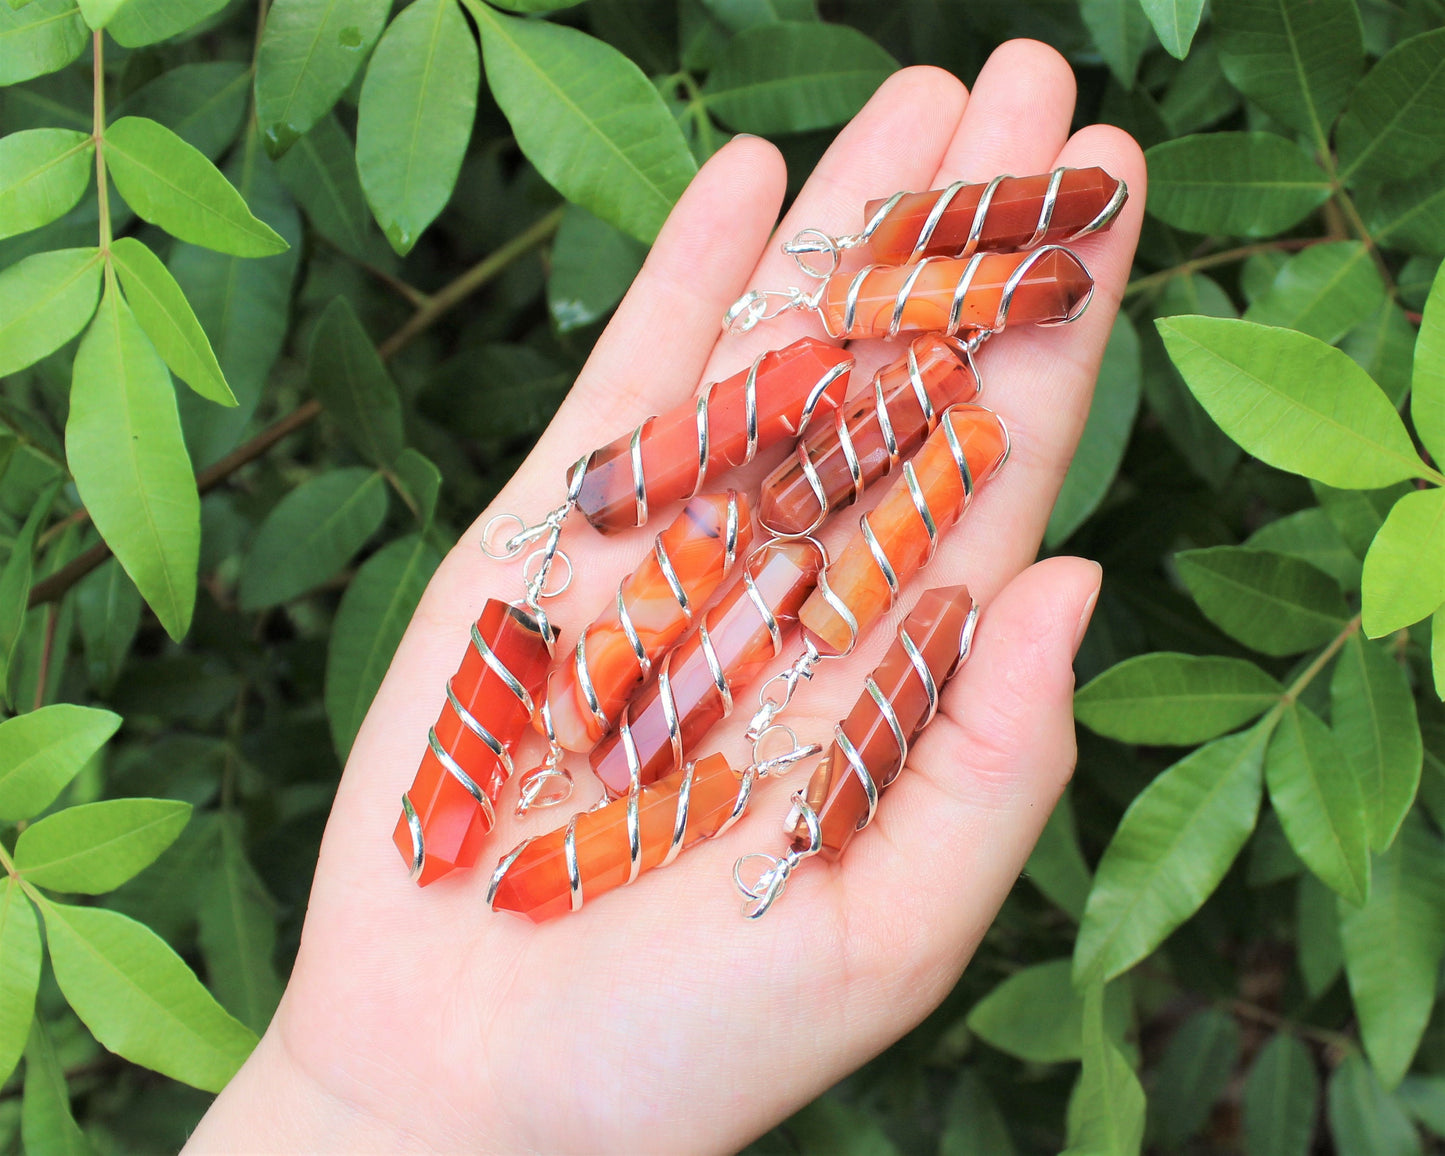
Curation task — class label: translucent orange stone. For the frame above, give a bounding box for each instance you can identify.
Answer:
[490,753,741,922]
[800,405,1007,655]
[759,334,978,537]
[818,248,1092,340]
[393,600,553,886]
[861,167,1125,262]
[575,337,853,533]
[590,538,825,798]
[791,586,976,858]
[541,492,753,753]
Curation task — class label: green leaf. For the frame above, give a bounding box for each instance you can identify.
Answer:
[1242,1033,1318,1156]
[1397,1075,1445,1136]
[112,61,251,162]
[0,481,56,703]
[274,113,374,260]
[1144,133,1330,237]
[1024,788,1092,922]
[1332,634,1422,850]
[0,1,87,86]
[105,117,289,257]
[0,705,120,822]
[197,814,282,1034]
[782,1095,901,1156]
[1414,262,1445,464]
[1361,488,1445,637]
[1435,606,1445,700]
[1047,313,1142,546]
[1343,300,1417,408]
[0,880,40,1088]
[1246,508,1362,590]
[701,20,897,134]
[75,0,125,28]
[391,447,441,528]
[1297,870,1344,996]
[1328,1054,1424,1156]
[14,798,191,893]
[306,296,404,465]
[76,558,142,693]
[1213,0,1364,146]
[68,281,199,641]
[0,128,92,242]
[967,960,1129,1064]
[1074,724,1269,984]
[697,0,818,29]
[37,897,256,1092]
[1139,0,1204,58]
[1340,818,1445,1089]
[1157,316,1425,489]
[1062,983,1145,1156]
[106,0,228,46]
[0,247,102,378]
[1266,701,1370,904]
[255,0,391,157]
[1079,0,1154,88]
[940,1070,1017,1156]
[1337,28,1445,185]
[1176,547,1350,656]
[324,532,440,759]
[21,1019,91,1156]
[1149,1008,1239,1147]
[1158,40,1241,136]
[109,236,235,406]
[546,203,647,333]
[355,0,477,255]
[1313,479,1411,559]
[467,1,696,244]
[1076,652,1282,744]
[1243,242,1386,346]
[1361,161,1445,257]
[238,468,388,610]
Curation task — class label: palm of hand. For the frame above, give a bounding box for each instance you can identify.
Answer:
[188,41,1145,1156]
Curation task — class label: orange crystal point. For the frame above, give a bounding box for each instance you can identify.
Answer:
[394,600,554,886]
[490,753,741,922]
[759,334,979,537]
[800,404,1007,655]
[590,537,825,798]
[574,338,852,533]
[542,491,753,753]
[818,248,1093,339]
[792,585,976,858]
[861,167,1125,262]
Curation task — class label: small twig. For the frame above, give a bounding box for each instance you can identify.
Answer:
[32,605,57,710]
[1124,238,1316,299]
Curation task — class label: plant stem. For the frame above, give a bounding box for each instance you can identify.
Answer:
[32,606,58,711]
[1226,997,1356,1054]
[92,32,110,254]
[1124,239,1316,299]
[1280,614,1362,706]
[1332,185,1396,298]
[26,207,564,609]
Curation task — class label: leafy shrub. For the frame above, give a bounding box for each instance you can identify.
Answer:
[1,0,1443,1152]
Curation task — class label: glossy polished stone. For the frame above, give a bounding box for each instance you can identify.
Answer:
[395,600,553,886]
[819,248,1092,339]
[491,754,741,922]
[759,334,978,537]
[575,338,852,532]
[791,586,975,857]
[590,538,825,798]
[543,492,753,752]
[861,167,1124,261]
[799,405,1007,655]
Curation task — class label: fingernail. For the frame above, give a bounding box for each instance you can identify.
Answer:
[732,132,762,142]
[1073,562,1103,656]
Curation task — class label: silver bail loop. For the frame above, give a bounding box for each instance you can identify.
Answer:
[722,286,820,335]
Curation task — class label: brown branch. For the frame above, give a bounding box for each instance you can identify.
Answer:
[27,206,564,610]
[1124,238,1317,300]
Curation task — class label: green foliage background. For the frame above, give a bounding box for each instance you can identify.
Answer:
[2,0,1445,1150]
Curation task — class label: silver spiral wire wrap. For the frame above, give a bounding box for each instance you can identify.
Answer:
[516,492,745,815]
[734,600,980,918]
[766,336,981,540]
[780,167,1129,278]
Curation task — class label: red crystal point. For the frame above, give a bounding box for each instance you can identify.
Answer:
[759,334,979,537]
[394,599,553,886]
[590,537,825,798]
[792,586,975,858]
[574,337,852,532]
[800,405,1007,655]
[861,167,1124,261]
[819,248,1093,339]
[542,492,753,753]
[490,753,740,922]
